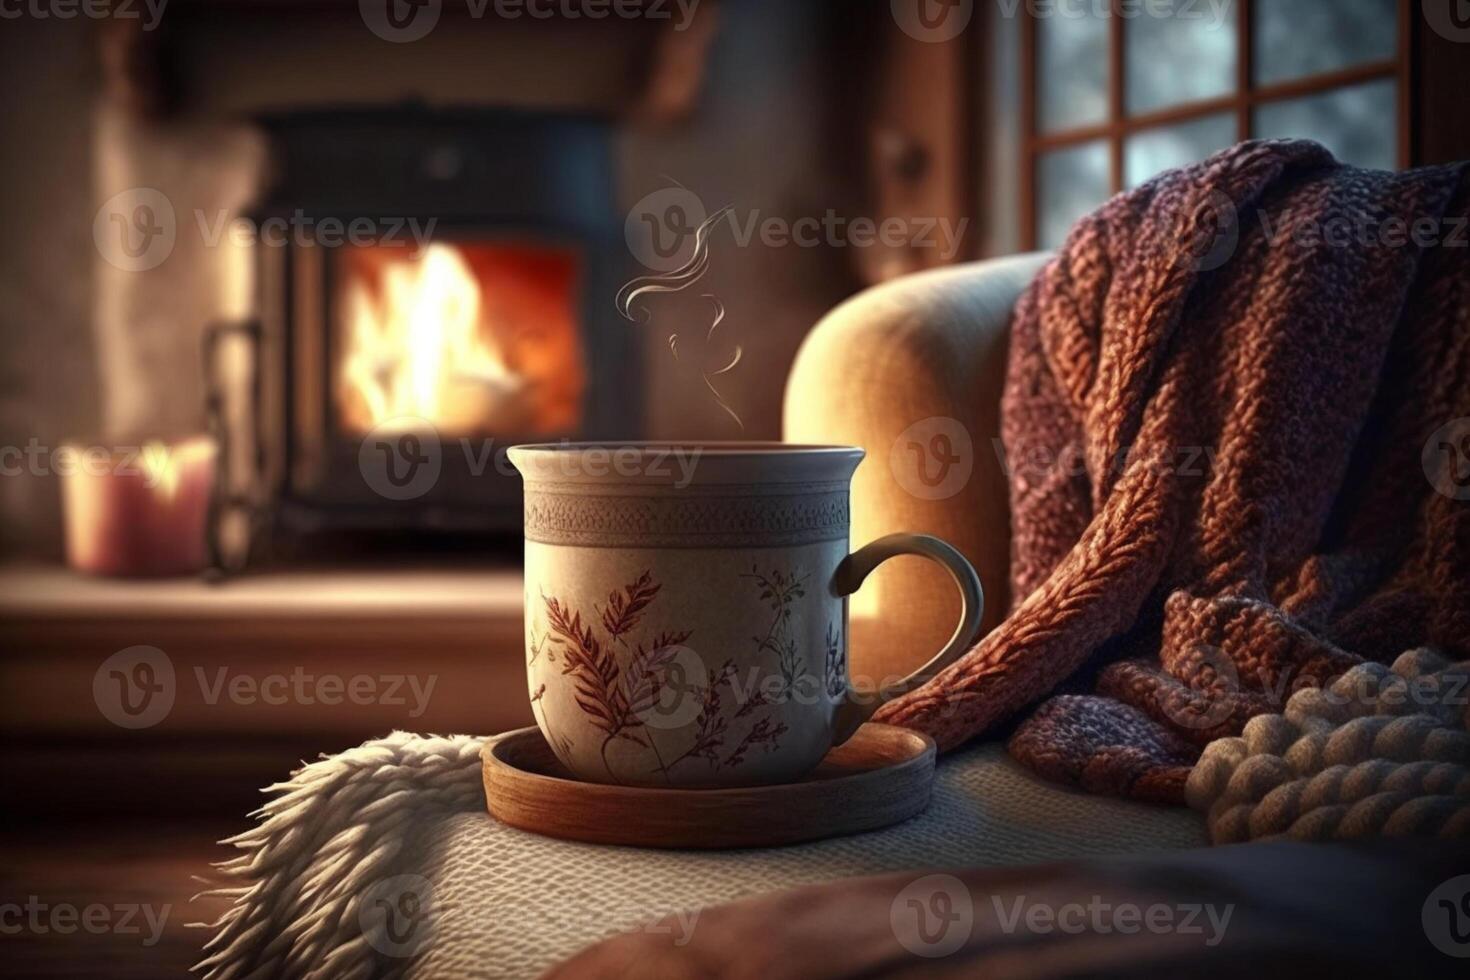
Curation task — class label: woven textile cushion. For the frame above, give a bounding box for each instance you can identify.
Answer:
[197,738,1204,980]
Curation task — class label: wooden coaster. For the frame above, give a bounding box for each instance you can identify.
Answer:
[482,723,936,849]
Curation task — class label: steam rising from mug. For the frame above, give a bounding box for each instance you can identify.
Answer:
[616,207,744,431]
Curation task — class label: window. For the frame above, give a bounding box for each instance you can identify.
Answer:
[1019,0,1408,250]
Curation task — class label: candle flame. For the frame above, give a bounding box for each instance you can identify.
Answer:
[140,442,182,498]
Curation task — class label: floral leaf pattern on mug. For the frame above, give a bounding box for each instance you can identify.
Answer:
[661,661,737,771]
[600,570,661,640]
[723,716,787,769]
[743,566,812,701]
[824,622,845,699]
[621,629,693,718]
[527,629,551,666]
[653,658,791,773]
[543,596,620,727]
[538,566,829,782]
[541,574,700,781]
[528,683,578,766]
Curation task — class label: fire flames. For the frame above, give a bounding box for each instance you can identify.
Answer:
[336,242,582,436]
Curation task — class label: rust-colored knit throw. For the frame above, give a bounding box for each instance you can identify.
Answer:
[874,140,1470,805]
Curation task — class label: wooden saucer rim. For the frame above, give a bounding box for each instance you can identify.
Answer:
[482,723,934,798]
[481,722,936,849]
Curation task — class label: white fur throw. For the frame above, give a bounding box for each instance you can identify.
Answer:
[194,733,487,980]
[1185,649,1470,842]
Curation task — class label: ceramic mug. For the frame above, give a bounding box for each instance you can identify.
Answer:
[507,442,983,788]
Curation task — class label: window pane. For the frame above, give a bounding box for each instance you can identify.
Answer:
[1038,140,1110,250]
[1038,8,1108,133]
[1125,113,1237,188]
[1126,1,1237,116]
[1254,0,1396,86]
[1254,79,1397,171]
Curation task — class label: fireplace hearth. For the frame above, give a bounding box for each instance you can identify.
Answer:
[206,107,632,571]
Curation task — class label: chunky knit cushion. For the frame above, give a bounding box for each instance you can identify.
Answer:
[1186,648,1470,842]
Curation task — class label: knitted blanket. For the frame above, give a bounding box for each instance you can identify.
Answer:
[875,139,1470,805]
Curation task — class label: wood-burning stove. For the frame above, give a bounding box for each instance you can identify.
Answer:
[205,107,632,570]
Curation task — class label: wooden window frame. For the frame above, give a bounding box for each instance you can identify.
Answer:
[1017,0,1414,250]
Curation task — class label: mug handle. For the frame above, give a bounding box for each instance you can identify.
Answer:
[830,533,984,745]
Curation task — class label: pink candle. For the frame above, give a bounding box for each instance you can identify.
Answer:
[61,436,217,577]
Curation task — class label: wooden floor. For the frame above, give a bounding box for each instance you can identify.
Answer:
[1,821,233,979]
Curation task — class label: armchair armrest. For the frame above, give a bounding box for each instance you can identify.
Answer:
[783,253,1050,687]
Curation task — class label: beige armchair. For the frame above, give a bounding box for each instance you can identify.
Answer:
[783,252,1051,688]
